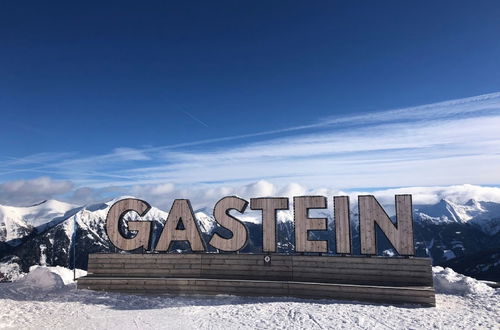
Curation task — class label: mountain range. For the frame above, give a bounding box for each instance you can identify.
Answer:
[0,197,498,281]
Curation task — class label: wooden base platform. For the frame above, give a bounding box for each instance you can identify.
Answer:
[78,253,436,306]
[78,276,435,306]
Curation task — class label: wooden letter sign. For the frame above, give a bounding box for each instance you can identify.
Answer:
[105,194,415,256]
[84,193,436,306]
[359,194,414,255]
[209,196,249,252]
[156,199,205,252]
[105,198,153,251]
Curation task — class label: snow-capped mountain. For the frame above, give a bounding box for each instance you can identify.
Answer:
[0,200,80,246]
[412,199,500,281]
[0,197,499,281]
[415,199,500,235]
[0,197,219,273]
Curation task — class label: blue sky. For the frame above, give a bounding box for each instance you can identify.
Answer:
[1,1,500,206]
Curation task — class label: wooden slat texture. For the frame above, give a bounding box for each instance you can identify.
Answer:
[359,195,414,255]
[78,277,435,306]
[293,196,328,253]
[209,196,249,252]
[334,196,351,254]
[155,199,205,252]
[80,253,435,306]
[105,199,152,251]
[250,197,289,252]
[291,255,430,265]
[85,253,432,285]
[396,194,415,255]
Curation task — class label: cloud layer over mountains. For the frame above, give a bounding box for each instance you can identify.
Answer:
[1,176,500,214]
[1,92,499,208]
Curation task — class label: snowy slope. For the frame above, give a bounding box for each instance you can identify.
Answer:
[0,266,498,330]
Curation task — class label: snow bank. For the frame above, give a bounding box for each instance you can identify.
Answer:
[29,265,87,285]
[18,266,66,290]
[432,266,495,296]
[15,266,87,291]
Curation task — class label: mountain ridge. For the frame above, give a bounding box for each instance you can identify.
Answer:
[1,196,499,281]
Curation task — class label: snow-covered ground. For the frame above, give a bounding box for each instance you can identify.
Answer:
[0,267,498,330]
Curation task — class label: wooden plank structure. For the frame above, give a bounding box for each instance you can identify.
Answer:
[334,196,351,254]
[78,253,435,306]
[293,196,329,253]
[250,197,289,253]
[359,195,414,255]
[208,197,249,251]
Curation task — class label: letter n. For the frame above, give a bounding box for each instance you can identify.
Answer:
[359,195,414,256]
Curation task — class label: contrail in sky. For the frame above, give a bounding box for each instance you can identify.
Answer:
[182,110,210,128]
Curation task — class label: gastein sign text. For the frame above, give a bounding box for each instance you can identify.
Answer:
[105,195,415,256]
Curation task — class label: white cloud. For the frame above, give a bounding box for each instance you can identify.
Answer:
[0,177,73,206]
[241,180,276,197]
[111,148,151,161]
[278,183,308,199]
[101,94,500,189]
[135,182,500,214]
[3,93,499,212]
[1,91,500,190]
[149,183,175,196]
[111,137,498,190]
[2,176,500,219]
